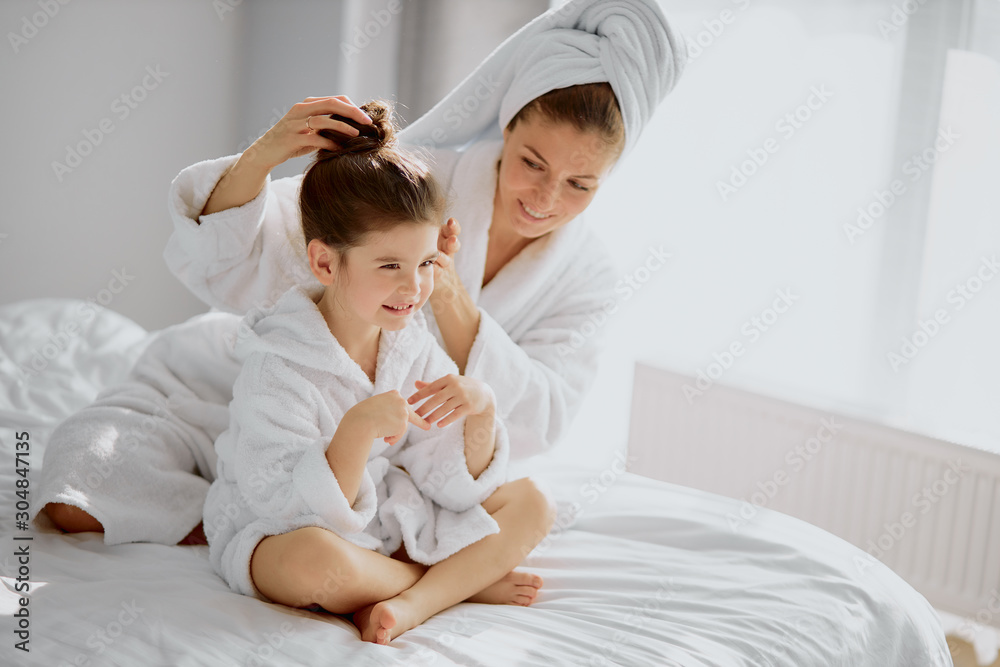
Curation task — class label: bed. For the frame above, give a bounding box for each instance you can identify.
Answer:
[0,298,952,666]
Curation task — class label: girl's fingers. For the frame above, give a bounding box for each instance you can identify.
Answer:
[407,407,431,431]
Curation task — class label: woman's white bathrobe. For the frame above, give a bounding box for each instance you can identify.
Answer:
[165,140,619,460]
[204,284,508,600]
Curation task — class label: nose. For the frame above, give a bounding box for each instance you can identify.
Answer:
[535,176,557,209]
[399,268,420,296]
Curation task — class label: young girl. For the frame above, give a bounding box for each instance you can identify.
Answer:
[202,100,555,645]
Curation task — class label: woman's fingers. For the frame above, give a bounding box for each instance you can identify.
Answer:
[295,97,373,130]
[423,397,459,426]
[413,392,449,419]
[408,379,441,404]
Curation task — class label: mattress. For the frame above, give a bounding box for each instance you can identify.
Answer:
[0,299,952,666]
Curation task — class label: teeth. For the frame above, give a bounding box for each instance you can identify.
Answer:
[387,305,411,310]
[522,202,547,219]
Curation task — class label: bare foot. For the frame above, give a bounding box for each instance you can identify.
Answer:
[353,600,399,645]
[467,570,543,606]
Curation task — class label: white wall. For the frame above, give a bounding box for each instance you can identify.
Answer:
[1,0,243,331]
[0,0,349,330]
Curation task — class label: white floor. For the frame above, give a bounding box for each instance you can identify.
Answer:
[937,609,1000,666]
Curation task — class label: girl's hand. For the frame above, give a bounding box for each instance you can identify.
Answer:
[429,218,466,307]
[243,95,373,172]
[407,376,496,428]
[349,390,430,446]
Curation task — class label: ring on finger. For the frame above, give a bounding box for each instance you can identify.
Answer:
[305,116,313,132]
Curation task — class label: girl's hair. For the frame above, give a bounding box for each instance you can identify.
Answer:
[300,99,444,252]
[506,82,625,157]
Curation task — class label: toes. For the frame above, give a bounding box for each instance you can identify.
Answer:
[529,574,544,589]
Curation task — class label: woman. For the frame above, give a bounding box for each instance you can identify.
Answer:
[36,0,685,549]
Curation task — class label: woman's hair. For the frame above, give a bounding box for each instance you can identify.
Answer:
[506,82,625,158]
[300,99,444,253]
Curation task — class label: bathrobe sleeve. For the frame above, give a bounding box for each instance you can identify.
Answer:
[163,153,317,314]
[229,352,377,535]
[464,237,619,458]
[391,337,508,512]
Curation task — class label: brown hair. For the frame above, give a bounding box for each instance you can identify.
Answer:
[300,99,444,253]
[506,83,625,157]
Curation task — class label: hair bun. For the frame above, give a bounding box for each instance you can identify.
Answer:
[315,99,396,161]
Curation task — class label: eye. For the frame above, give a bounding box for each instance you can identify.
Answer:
[570,180,590,192]
[522,157,541,170]
[380,263,400,270]
[420,259,436,267]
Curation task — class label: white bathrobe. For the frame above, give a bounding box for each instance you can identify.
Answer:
[165,140,619,459]
[204,284,508,600]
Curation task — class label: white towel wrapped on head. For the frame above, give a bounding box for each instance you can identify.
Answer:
[399,0,687,157]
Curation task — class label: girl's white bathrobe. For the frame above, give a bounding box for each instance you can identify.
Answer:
[166,139,619,460]
[204,284,508,600]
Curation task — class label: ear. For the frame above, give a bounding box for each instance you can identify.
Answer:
[307,239,339,286]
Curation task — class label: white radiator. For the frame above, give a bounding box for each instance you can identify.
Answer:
[626,362,1000,625]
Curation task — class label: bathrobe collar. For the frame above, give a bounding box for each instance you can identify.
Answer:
[235,284,426,394]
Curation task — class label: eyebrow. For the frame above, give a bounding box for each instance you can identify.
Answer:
[525,145,598,180]
[373,251,440,263]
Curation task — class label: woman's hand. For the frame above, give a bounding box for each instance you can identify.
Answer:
[407,375,496,428]
[201,96,373,217]
[243,95,373,172]
[429,218,465,307]
[349,390,430,446]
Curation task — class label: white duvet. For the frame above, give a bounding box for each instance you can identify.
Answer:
[0,299,952,666]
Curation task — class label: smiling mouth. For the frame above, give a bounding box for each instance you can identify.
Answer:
[519,200,552,221]
[383,304,415,314]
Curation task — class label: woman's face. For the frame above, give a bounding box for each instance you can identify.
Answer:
[495,116,620,240]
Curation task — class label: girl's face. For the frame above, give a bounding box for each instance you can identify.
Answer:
[496,116,619,240]
[320,222,440,332]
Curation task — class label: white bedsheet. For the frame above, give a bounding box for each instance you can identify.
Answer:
[0,300,952,666]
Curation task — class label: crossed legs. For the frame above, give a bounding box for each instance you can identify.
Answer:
[249,477,557,643]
